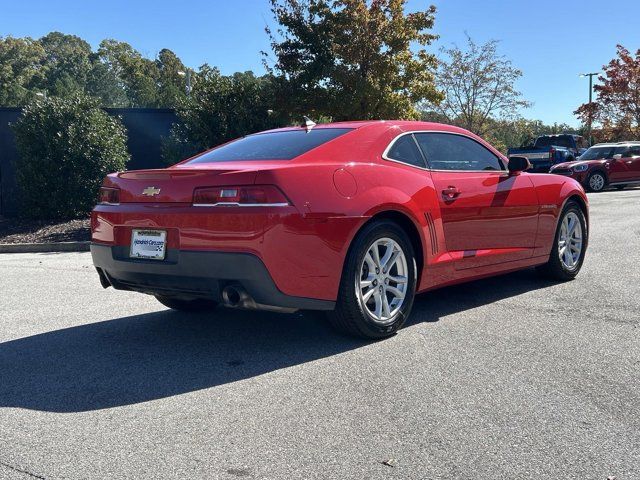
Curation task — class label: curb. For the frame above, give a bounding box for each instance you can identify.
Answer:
[0,241,90,254]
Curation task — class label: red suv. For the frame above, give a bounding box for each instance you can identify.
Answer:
[550,142,640,192]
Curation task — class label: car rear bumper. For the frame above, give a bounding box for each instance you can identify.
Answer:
[91,204,366,303]
[91,243,336,311]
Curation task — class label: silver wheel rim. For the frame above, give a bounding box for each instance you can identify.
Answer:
[558,212,583,270]
[357,237,408,325]
[589,173,604,191]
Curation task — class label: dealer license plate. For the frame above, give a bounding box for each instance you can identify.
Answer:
[130,229,167,260]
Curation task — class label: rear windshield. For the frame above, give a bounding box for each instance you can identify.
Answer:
[535,136,575,149]
[187,128,353,163]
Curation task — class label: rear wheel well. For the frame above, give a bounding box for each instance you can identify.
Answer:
[355,210,424,280]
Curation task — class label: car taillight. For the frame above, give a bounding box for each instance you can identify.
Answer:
[98,187,120,204]
[193,185,290,206]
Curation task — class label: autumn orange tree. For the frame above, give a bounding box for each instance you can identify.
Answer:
[575,45,640,141]
[264,0,442,120]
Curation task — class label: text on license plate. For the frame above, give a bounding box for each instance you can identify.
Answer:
[130,229,167,260]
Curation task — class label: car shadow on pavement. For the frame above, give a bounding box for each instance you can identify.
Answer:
[408,268,557,327]
[0,269,556,413]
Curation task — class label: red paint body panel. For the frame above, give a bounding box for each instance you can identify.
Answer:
[92,121,588,305]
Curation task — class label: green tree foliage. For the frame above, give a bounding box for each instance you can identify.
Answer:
[424,35,530,136]
[0,36,46,106]
[421,109,580,153]
[38,32,93,97]
[12,95,129,219]
[483,118,579,154]
[92,39,161,107]
[265,0,442,120]
[86,40,130,107]
[156,48,188,107]
[162,67,288,164]
[0,33,189,108]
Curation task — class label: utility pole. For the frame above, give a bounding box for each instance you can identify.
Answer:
[580,72,599,146]
[178,70,192,96]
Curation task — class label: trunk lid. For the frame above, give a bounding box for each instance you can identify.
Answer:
[104,167,259,203]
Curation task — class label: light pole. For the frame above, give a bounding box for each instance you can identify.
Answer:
[580,72,599,146]
[178,70,192,96]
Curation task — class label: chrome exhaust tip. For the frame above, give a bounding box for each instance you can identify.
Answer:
[222,285,256,309]
[221,285,297,313]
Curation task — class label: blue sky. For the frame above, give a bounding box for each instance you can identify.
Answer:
[1,0,637,126]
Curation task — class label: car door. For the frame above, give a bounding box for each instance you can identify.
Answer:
[606,146,632,183]
[617,145,640,182]
[414,132,539,270]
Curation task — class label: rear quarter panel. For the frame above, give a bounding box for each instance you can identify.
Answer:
[253,126,438,297]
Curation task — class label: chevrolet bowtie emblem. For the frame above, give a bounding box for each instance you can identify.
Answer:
[142,186,161,196]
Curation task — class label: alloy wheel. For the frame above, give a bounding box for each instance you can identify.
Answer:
[589,173,605,191]
[558,211,583,270]
[357,237,408,325]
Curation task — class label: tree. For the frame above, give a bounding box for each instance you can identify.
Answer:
[162,67,287,164]
[0,36,46,106]
[424,111,581,153]
[425,35,530,135]
[264,0,441,120]
[0,32,196,109]
[156,48,188,107]
[94,39,162,107]
[482,118,579,154]
[86,44,129,107]
[38,32,93,98]
[12,95,129,219]
[574,45,640,141]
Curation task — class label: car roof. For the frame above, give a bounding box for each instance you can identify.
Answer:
[538,133,582,139]
[258,120,470,134]
[591,141,640,147]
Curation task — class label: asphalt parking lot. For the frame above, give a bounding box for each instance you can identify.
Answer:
[0,189,638,480]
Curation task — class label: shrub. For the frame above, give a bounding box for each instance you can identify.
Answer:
[12,94,129,219]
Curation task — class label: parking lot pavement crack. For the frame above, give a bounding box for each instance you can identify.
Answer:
[0,460,46,479]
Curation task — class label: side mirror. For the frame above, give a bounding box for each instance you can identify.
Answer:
[508,156,531,175]
[612,154,622,160]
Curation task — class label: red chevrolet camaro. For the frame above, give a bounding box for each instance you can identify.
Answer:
[91,120,589,338]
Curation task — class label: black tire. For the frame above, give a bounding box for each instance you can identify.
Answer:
[586,171,607,192]
[615,185,626,191]
[155,295,218,312]
[536,201,587,281]
[327,220,417,339]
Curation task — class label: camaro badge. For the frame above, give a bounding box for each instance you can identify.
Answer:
[142,186,161,196]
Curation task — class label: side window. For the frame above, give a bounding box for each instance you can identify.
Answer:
[414,132,504,171]
[616,147,629,158]
[627,146,640,157]
[385,134,426,168]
